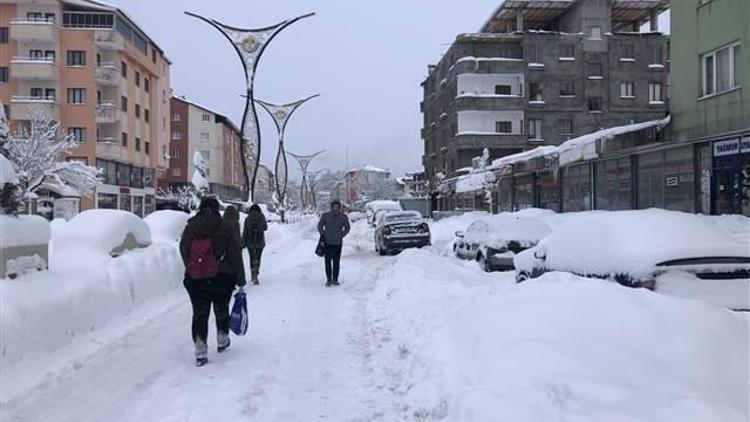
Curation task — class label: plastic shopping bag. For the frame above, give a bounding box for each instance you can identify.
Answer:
[229,288,248,336]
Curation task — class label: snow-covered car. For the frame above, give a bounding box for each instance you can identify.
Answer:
[454,216,551,272]
[374,210,431,255]
[514,209,750,288]
[366,200,402,226]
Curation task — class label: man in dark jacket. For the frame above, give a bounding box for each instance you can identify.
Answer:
[242,204,268,285]
[317,199,351,287]
[179,197,245,366]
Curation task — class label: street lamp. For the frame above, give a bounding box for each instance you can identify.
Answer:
[287,150,324,211]
[255,95,320,221]
[307,168,327,211]
[185,11,314,203]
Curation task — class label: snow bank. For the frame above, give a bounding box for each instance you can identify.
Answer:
[144,210,189,243]
[370,252,749,421]
[0,214,50,248]
[54,209,151,256]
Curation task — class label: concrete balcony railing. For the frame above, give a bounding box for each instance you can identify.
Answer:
[455,95,526,111]
[10,57,58,80]
[10,18,58,43]
[10,96,60,121]
[96,140,130,163]
[96,102,121,124]
[94,30,124,50]
[95,63,119,86]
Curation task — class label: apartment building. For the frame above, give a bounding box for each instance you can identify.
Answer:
[162,96,245,201]
[0,0,171,216]
[421,0,669,190]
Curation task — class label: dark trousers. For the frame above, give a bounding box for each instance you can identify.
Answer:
[184,275,234,345]
[248,247,264,273]
[324,243,343,281]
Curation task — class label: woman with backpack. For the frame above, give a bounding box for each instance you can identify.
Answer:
[179,198,246,367]
[242,204,268,285]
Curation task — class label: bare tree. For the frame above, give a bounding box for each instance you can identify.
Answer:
[157,185,197,211]
[6,109,100,198]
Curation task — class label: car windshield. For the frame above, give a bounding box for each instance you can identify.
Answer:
[384,211,421,222]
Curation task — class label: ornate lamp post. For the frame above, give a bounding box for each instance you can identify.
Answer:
[185,11,314,203]
[307,168,327,211]
[287,150,324,211]
[255,95,319,221]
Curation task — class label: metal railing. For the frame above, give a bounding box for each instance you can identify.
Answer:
[10,17,55,24]
[11,56,56,63]
[11,95,57,103]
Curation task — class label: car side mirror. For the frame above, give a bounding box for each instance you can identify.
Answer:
[455,231,464,238]
[533,249,546,260]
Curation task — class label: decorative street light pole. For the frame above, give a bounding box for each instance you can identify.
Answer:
[255,94,320,221]
[185,11,314,203]
[287,150,324,211]
[307,168,327,211]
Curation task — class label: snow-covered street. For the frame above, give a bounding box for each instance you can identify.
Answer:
[1,217,748,422]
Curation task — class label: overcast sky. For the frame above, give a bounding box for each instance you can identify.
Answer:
[113,0,669,177]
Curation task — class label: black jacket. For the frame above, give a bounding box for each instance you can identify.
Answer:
[242,210,268,248]
[180,210,246,286]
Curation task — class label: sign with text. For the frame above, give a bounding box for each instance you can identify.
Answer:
[714,138,740,157]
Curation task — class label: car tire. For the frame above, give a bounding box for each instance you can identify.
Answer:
[378,241,387,256]
[516,271,530,284]
[477,253,491,273]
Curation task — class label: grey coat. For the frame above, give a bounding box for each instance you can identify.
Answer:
[243,211,268,248]
[317,210,351,246]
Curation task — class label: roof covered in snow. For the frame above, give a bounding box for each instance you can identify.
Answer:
[491,146,558,168]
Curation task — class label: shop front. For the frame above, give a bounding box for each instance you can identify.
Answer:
[712,135,750,216]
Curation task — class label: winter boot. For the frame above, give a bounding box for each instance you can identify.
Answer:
[325,280,333,287]
[217,331,231,353]
[194,339,208,367]
[332,279,340,286]
[252,271,260,285]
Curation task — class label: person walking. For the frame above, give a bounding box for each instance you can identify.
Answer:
[317,199,351,287]
[180,198,246,367]
[242,204,268,285]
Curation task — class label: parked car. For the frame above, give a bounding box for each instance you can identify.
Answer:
[374,210,431,255]
[514,209,750,289]
[454,216,552,272]
[366,200,402,226]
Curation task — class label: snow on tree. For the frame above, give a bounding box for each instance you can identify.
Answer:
[191,151,210,199]
[0,101,9,156]
[0,102,21,214]
[157,185,197,212]
[6,110,100,199]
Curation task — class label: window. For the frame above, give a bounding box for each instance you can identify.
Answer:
[67,88,86,104]
[152,49,157,64]
[528,44,542,63]
[733,44,742,88]
[0,67,7,83]
[202,113,211,122]
[529,83,543,101]
[172,148,182,158]
[495,85,511,95]
[649,82,663,103]
[650,45,664,64]
[528,119,543,140]
[621,44,635,60]
[31,87,44,98]
[588,97,602,111]
[135,104,141,119]
[172,131,182,141]
[495,121,512,134]
[144,78,150,93]
[587,63,602,77]
[200,132,209,143]
[66,50,86,66]
[119,193,131,211]
[135,71,140,87]
[172,168,182,177]
[559,43,574,58]
[121,61,127,78]
[0,28,8,44]
[558,119,573,135]
[559,81,575,97]
[144,141,150,154]
[68,127,86,143]
[620,82,635,98]
[200,150,210,160]
[98,193,118,209]
[121,96,128,112]
[172,112,181,122]
[588,26,602,40]
[135,137,141,151]
[46,88,56,99]
[121,132,128,147]
[144,109,150,123]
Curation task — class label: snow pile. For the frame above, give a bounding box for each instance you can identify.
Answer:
[0,214,50,248]
[558,116,670,166]
[53,209,151,257]
[370,254,749,421]
[455,170,495,193]
[463,215,551,249]
[427,211,488,252]
[144,210,189,243]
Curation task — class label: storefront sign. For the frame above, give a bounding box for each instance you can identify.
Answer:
[741,136,750,154]
[119,187,131,194]
[714,139,740,157]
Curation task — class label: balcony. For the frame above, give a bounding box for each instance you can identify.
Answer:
[10,96,60,121]
[94,30,124,50]
[95,63,119,86]
[455,95,525,111]
[10,57,58,80]
[10,18,58,43]
[96,140,130,163]
[96,102,121,124]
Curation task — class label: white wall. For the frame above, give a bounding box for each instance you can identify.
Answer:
[457,74,524,97]
[457,110,525,134]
